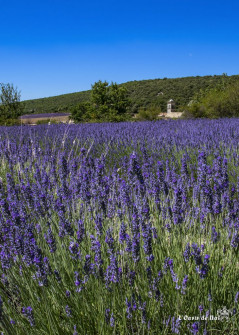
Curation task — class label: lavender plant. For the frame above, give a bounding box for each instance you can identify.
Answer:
[0,119,239,334]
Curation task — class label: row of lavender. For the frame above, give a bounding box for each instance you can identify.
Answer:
[0,120,239,334]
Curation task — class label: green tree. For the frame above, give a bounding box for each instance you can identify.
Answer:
[70,80,130,122]
[91,80,130,121]
[0,83,24,119]
[108,83,129,116]
[70,102,93,122]
[91,80,109,107]
[182,80,239,118]
[137,105,161,121]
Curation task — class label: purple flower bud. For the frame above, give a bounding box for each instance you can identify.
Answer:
[110,313,115,327]
[235,292,239,303]
[105,308,110,324]
[198,305,204,312]
[22,306,35,326]
[65,305,72,317]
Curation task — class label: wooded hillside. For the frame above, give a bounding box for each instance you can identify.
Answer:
[23,74,239,114]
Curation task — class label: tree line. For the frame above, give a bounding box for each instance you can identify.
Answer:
[182,78,239,118]
[22,74,239,115]
[1,75,239,125]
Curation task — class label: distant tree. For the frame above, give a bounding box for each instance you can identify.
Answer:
[0,83,24,119]
[70,80,130,122]
[108,83,129,115]
[137,105,161,121]
[91,80,130,121]
[182,80,239,118]
[70,102,93,122]
[91,80,109,107]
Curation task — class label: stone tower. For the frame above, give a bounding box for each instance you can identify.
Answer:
[167,99,176,113]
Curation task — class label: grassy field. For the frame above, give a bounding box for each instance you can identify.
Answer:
[20,114,70,124]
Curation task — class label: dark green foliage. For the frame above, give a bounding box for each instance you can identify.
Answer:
[91,80,109,106]
[70,81,130,122]
[23,90,91,114]
[183,79,239,118]
[0,83,25,120]
[124,74,239,114]
[106,82,130,117]
[0,118,21,126]
[23,74,239,117]
[137,105,161,121]
[70,102,93,122]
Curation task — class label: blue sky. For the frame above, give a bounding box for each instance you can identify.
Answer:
[0,0,239,100]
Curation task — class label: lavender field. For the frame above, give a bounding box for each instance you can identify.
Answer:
[0,119,239,334]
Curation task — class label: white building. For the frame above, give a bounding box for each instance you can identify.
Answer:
[167,99,176,113]
[166,99,182,118]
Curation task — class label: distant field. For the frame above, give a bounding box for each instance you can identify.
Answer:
[20,113,70,124]
[20,112,70,119]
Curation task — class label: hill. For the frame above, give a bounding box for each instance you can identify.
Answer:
[23,74,239,114]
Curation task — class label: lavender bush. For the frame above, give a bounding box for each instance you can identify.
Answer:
[0,119,239,334]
